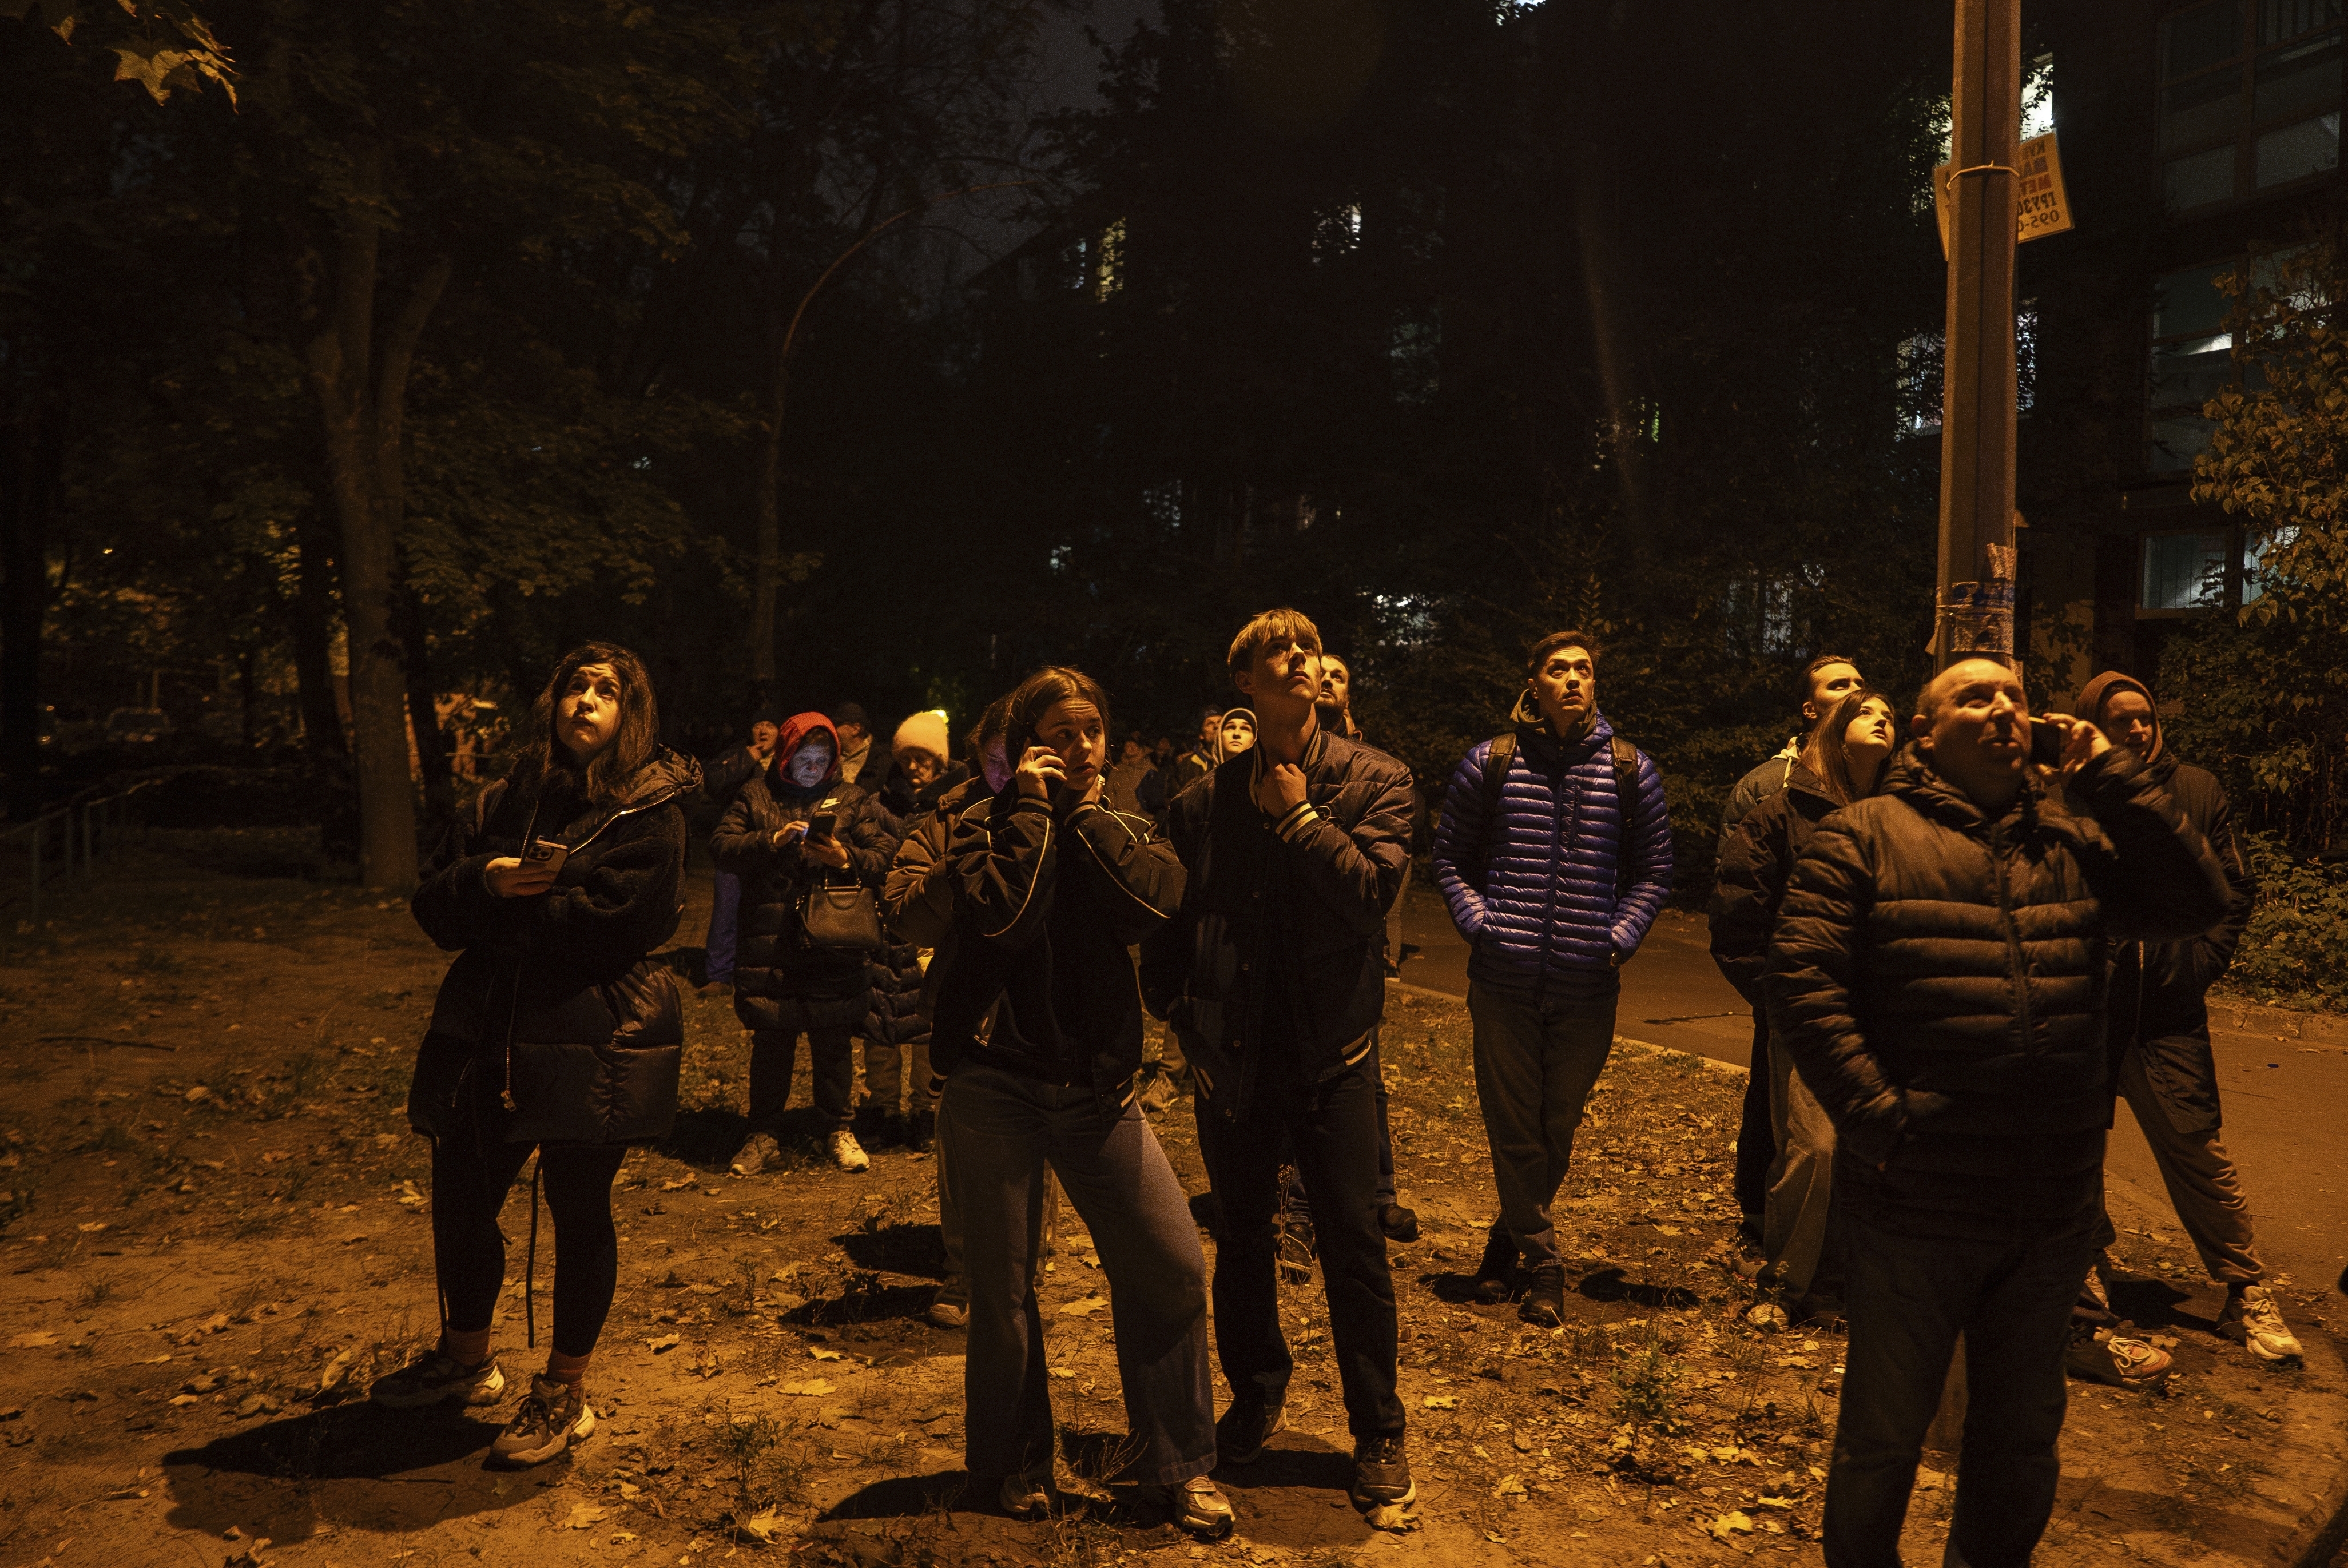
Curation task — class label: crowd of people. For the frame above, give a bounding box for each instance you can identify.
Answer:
[376,613,2298,1566]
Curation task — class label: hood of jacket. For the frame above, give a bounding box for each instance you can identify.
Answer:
[2076,670,2163,765]
[1213,707,1257,766]
[766,712,843,799]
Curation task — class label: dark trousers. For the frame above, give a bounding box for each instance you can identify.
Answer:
[1733,1008,1775,1235]
[704,869,741,985]
[431,1124,626,1358]
[1824,1208,2095,1568]
[1281,1037,1399,1220]
[749,1026,856,1133]
[1467,974,1618,1267]
[940,1065,1215,1483]
[1198,1054,1403,1438]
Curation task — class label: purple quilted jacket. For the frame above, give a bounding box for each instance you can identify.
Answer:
[1431,712,1675,982]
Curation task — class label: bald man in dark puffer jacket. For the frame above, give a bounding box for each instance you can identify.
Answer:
[1767,658,2227,1568]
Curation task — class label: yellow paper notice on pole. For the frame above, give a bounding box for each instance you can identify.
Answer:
[1934,130,2073,256]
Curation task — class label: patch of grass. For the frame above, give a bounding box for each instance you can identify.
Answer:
[255,1052,323,1120]
[719,1411,815,1517]
[73,1271,116,1312]
[1610,1321,1685,1435]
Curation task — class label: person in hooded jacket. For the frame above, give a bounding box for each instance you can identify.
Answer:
[859,710,968,1148]
[1709,688,1895,1315]
[2071,670,2299,1363]
[1430,630,1675,1327]
[716,713,899,1176]
[927,667,1227,1535]
[376,643,697,1468]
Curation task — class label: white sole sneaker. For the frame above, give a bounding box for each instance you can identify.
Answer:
[495,1401,595,1466]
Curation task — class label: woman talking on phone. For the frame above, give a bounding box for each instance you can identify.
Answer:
[715,711,899,1175]
[378,643,698,1467]
[928,667,1227,1535]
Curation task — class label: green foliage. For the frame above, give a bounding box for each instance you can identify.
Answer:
[2178,234,2348,854]
[2224,831,2348,1012]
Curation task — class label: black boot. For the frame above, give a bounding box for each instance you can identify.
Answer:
[908,1109,936,1154]
[1471,1224,1517,1304]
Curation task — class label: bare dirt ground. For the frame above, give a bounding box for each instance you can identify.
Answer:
[0,831,2341,1568]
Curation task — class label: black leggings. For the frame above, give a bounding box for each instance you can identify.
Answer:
[431,1129,627,1359]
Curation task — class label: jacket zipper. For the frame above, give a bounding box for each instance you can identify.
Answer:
[1991,819,2036,1056]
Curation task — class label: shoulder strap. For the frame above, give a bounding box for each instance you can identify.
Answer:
[1610,735,1642,901]
[1469,733,1516,894]
[473,778,510,837]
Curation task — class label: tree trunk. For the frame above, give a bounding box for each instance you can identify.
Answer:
[296,144,451,889]
[0,385,65,822]
[289,507,347,765]
[749,347,790,688]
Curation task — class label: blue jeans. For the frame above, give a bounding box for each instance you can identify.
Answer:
[1824,1207,2096,1567]
[939,1065,1215,1483]
[705,869,741,985]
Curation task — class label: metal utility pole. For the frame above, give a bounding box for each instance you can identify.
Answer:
[1934,0,2022,670]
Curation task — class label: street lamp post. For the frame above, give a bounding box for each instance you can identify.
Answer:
[1934,0,2023,670]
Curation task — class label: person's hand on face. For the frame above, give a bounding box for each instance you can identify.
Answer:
[748,720,780,762]
[785,737,833,790]
[2099,690,2158,758]
[2056,714,2112,779]
[558,663,623,764]
[1025,698,1105,805]
[1254,761,1308,816]
[1528,646,1596,731]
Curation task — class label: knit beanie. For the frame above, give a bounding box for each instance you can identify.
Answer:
[893,710,950,762]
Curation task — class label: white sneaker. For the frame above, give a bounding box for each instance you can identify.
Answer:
[828,1129,870,1172]
[2220,1284,2304,1362]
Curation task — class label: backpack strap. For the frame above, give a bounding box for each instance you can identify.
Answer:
[1469,731,1517,896]
[1610,734,1642,901]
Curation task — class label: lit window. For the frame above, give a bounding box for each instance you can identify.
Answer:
[2022,53,2058,139]
[2140,531,2230,608]
[2148,261,2236,470]
[2241,523,2299,602]
[1725,572,1809,656]
[1314,203,1362,260]
[2158,0,2342,214]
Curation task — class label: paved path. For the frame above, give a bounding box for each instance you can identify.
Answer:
[1393,881,2348,1292]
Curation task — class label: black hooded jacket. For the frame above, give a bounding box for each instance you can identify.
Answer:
[1765,744,2229,1241]
[713,758,897,1036]
[408,746,700,1147]
[1708,761,1846,1009]
[928,787,1183,1105]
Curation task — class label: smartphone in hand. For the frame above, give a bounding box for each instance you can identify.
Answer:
[523,838,570,877]
[2027,718,2067,768]
[805,811,839,844]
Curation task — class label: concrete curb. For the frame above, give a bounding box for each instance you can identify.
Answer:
[2210,994,2348,1048]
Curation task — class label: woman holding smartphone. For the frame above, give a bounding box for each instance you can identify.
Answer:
[714,711,898,1175]
[379,643,697,1467]
[928,667,1227,1535]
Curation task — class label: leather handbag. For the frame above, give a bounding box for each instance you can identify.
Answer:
[802,882,885,950]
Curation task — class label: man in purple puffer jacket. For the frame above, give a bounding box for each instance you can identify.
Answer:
[1432,630,1674,1325]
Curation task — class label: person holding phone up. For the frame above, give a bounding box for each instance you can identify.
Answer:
[714,711,899,1175]
[926,667,1228,1536]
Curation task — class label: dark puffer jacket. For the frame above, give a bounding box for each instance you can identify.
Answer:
[1431,710,1674,984]
[2099,753,2255,1136]
[713,761,898,1036]
[1140,727,1415,1120]
[408,747,700,1147]
[1765,745,2230,1241]
[930,789,1185,1105]
[1707,762,1845,1008]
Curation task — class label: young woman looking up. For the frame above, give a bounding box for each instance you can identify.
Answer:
[1706,687,1895,1310]
[380,644,699,1467]
[1215,708,1257,759]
